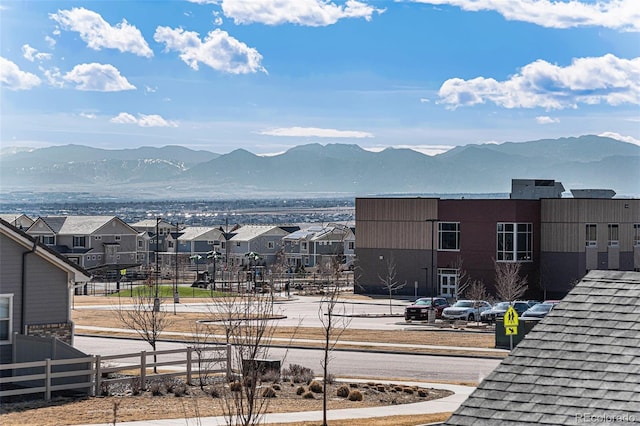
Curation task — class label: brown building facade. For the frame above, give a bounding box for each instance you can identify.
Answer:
[355,197,639,300]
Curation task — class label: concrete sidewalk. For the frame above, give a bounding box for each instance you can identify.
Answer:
[73,379,472,426]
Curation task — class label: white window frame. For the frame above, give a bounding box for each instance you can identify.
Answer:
[608,224,619,247]
[438,222,460,251]
[497,222,533,262]
[42,235,55,245]
[586,224,597,247]
[0,294,13,344]
[73,236,86,248]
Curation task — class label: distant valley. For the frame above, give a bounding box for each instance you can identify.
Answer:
[1,135,638,200]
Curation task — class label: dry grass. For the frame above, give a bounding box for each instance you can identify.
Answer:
[1,380,453,425]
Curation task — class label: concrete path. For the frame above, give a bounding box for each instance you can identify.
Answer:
[72,379,473,426]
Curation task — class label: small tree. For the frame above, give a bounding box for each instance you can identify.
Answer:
[378,256,406,314]
[494,260,528,302]
[114,286,172,373]
[451,256,470,300]
[318,278,352,426]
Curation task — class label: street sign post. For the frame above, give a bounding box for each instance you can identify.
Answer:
[504,306,519,350]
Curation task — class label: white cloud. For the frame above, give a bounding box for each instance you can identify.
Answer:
[154,27,266,74]
[50,7,153,57]
[40,66,64,88]
[411,0,639,32]
[259,126,374,138]
[64,63,136,91]
[111,112,138,124]
[22,44,52,62]
[144,85,157,93]
[536,116,560,124]
[0,57,41,90]
[80,112,97,119]
[111,112,178,127]
[438,54,640,110]
[220,0,385,26]
[599,132,640,146]
[45,35,57,48]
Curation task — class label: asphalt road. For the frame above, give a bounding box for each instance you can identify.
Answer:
[74,335,500,383]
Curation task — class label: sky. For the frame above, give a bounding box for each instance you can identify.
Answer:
[1,0,639,156]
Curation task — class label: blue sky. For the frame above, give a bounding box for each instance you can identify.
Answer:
[1,0,639,156]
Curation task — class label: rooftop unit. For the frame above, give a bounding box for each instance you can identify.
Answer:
[570,189,616,199]
[510,179,565,200]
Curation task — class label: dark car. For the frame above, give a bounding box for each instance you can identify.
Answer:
[480,301,530,323]
[404,297,449,321]
[521,302,555,319]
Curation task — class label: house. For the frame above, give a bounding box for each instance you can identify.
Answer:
[225,225,298,270]
[0,219,91,363]
[444,270,640,425]
[354,180,639,299]
[26,216,141,277]
[0,213,35,230]
[130,218,177,266]
[168,226,226,277]
[283,224,353,271]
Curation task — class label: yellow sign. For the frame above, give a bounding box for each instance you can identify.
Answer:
[504,306,519,327]
[120,269,127,276]
[505,326,518,335]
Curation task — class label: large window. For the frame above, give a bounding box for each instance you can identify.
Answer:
[635,224,640,246]
[586,224,597,247]
[438,222,460,251]
[0,295,12,343]
[608,224,619,247]
[41,235,55,245]
[73,236,86,247]
[497,223,532,262]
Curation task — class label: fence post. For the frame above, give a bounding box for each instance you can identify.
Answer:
[186,347,192,385]
[95,355,102,396]
[226,344,232,379]
[140,351,146,390]
[45,358,51,401]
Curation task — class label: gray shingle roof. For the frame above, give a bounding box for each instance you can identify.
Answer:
[445,270,640,425]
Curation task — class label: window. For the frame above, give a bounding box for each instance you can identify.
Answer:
[268,241,274,249]
[41,235,55,245]
[439,222,460,251]
[138,240,143,248]
[95,236,102,240]
[497,223,532,262]
[236,242,241,247]
[302,242,307,250]
[586,224,597,247]
[635,224,640,246]
[608,224,619,247]
[115,235,121,241]
[73,236,86,247]
[0,295,12,343]
[348,241,355,250]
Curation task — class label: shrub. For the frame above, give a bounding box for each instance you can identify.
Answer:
[377,385,386,392]
[173,383,188,397]
[209,386,221,398]
[325,373,336,384]
[282,364,314,384]
[418,389,429,397]
[296,386,306,396]
[149,381,163,396]
[347,389,363,401]
[349,383,359,388]
[261,369,280,383]
[403,387,414,394]
[272,384,281,391]
[309,380,323,393]
[262,387,277,398]
[229,382,243,392]
[302,391,315,399]
[336,384,350,398]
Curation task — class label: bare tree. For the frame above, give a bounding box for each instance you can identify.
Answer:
[494,260,528,301]
[114,286,172,373]
[318,277,352,426]
[464,279,490,323]
[378,256,406,315]
[209,292,281,426]
[451,256,470,299]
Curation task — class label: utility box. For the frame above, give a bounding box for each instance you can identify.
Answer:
[495,318,539,349]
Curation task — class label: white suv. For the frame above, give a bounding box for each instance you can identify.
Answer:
[442,300,492,322]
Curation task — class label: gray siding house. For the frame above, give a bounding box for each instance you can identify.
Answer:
[226,225,297,269]
[0,219,91,363]
[26,216,140,275]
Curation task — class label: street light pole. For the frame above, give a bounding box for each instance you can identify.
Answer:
[425,218,438,305]
[154,217,161,312]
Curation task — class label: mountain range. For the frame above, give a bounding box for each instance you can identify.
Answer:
[1,135,638,200]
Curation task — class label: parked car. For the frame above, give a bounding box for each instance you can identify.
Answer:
[521,302,555,319]
[404,297,450,321]
[480,301,530,324]
[442,300,492,322]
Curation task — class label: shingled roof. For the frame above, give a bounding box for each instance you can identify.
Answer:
[445,270,640,425]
